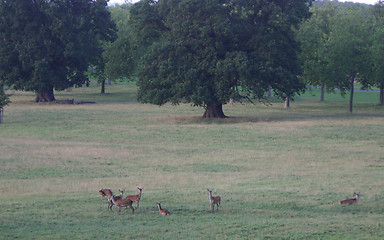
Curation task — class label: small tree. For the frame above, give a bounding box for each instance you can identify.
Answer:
[326,6,371,112]
[297,1,338,101]
[364,1,384,105]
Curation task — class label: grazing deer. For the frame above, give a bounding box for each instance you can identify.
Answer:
[207,189,221,212]
[340,192,360,205]
[125,187,143,209]
[99,189,113,200]
[108,189,124,211]
[109,195,135,214]
[157,202,171,216]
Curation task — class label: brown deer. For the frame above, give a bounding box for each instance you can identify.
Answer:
[207,189,221,212]
[125,187,143,209]
[340,192,360,205]
[109,195,135,214]
[99,189,113,200]
[157,202,171,216]
[108,189,124,211]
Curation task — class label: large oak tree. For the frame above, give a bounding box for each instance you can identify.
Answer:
[130,0,311,118]
[0,0,116,102]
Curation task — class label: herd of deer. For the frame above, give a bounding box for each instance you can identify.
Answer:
[99,187,221,215]
[99,187,359,215]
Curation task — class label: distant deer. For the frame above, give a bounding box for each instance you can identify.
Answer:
[99,189,113,200]
[109,195,135,214]
[207,189,221,212]
[340,192,360,205]
[125,187,143,209]
[108,189,124,211]
[157,202,171,216]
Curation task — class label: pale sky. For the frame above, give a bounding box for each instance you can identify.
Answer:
[108,0,380,6]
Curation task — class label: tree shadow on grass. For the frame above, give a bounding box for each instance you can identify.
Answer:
[156,111,384,125]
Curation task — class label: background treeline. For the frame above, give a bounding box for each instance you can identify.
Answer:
[104,0,384,114]
[297,0,384,112]
[1,0,383,116]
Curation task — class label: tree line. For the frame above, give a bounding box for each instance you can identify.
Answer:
[297,0,384,112]
[1,0,383,118]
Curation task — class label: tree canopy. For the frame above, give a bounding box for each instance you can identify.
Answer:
[297,0,379,111]
[367,0,384,104]
[130,0,312,118]
[104,3,135,82]
[0,0,116,102]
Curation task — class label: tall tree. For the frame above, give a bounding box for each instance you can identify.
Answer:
[0,0,116,102]
[297,1,338,101]
[131,0,311,118]
[366,0,384,104]
[326,5,371,112]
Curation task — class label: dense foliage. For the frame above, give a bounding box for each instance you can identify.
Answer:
[367,0,384,105]
[130,0,312,117]
[297,0,384,110]
[104,3,135,82]
[0,0,116,102]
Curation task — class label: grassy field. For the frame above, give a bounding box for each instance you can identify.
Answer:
[1,83,384,239]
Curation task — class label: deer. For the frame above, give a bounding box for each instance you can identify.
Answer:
[340,192,360,205]
[99,189,113,200]
[157,202,171,216]
[207,189,221,212]
[109,195,135,214]
[108,189,124,211]
[125,187,143,209]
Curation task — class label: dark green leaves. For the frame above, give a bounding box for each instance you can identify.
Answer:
[130,0,311,115]
[0,0,116,100]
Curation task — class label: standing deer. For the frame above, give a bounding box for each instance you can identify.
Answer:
[157,202,171,216]
[340,192,360,205]
[125,187,143,209]
[99,189,113,200]
[207,189,221,212]
[108,189,124,211]
[109,195,135,214]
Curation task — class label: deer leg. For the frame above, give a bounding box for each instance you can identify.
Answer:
[129,204,135,215]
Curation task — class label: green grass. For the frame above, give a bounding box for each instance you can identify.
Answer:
[1,83,384,239]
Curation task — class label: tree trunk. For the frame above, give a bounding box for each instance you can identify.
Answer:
[101,78,105,94]
[320,84,325,101]
[380,83,384,105]
[35,87,55,102]
[203,103,227,118]
[0,108,3,124]
[349,79,354,113]
[284,96,290,108]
